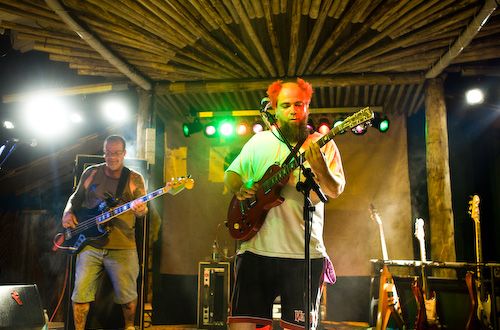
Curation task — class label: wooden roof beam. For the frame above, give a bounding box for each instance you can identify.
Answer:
[45,0,152,90]
[155,73,424,95]
[425,0,497,78]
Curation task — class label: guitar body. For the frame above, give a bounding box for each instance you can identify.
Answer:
[227,165,288,241]
[227,108,374,240]
[54,206,111,254]
[376,265,405,330]
[412,279,439,330]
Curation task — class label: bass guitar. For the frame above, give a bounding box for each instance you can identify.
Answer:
[227,107,374,240]
[53,176,194,254]
[465,195,492,330]
[369,204,406,330]
[412,218,440,329]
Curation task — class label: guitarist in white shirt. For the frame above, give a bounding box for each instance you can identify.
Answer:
[61,135,147,330]
[225,78,345,330]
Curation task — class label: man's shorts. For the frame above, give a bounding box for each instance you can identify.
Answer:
[72,245,139,304]
[228,252,325,330]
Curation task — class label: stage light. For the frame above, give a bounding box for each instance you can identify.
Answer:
[182,119,202,137]
[70,113,83,123]
[3,121,14,129]
[371,114,390,133]
[307,119,315,133]
[219,120,235,137]
[102,99,129,122]
[23,93,69,136]
[333,118,346,134]
[351,124,367,135]
[465,88,484,105]
[236,122,249,135]
[317,118,330,135]
[204,122,217,137]
[252,121,264,134]
[378,117,390,132]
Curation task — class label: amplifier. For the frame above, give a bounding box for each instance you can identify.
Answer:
[197,262,230,329]
[0,284,46,329]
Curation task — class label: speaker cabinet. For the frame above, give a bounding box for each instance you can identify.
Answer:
[0,284,45,329]
[197,262,230,329]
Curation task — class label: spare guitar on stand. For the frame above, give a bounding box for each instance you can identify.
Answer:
[465,195,492,330]
[369,204,406,330]
[412,218,441,329]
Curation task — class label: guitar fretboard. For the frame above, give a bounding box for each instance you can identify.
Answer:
[95,187,167,224]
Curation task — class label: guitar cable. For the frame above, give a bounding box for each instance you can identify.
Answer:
[49,254,70,322]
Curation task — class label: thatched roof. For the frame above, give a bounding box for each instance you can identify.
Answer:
[1,0,499,118]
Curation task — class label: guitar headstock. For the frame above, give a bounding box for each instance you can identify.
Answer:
[166,176,195,195]
[333,107,374,134]
[468,195,480,224]
[369,203,382,226]
[414,218,425,243]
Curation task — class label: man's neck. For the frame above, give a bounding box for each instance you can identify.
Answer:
[104,166,123,179]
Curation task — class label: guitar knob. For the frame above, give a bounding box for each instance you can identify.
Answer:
[233,223,240,230]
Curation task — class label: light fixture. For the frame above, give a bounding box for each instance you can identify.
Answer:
[371,114,390,133]
[204,122,217,137]
[307,119,315,133]
[465,88,484,105]
[3,121,14,129]
[252,121,264,134]
[317,118,330,135]
[182,118,202,137]
[351,124,368,135]
[236,122,250,135]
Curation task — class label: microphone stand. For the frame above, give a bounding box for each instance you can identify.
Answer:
[260,107,328,330]
[0,140,18,171]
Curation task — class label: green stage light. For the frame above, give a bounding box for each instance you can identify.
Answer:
[219,121,234,137]
[379,118,390,132]
[182,119,202,137]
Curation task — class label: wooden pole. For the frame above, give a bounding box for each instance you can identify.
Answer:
[136,89,152,160]
[424,78,456,277]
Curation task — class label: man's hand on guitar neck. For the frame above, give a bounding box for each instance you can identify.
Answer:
[235,182,259,201]
[225,171,259,201]
[62,211,78,229]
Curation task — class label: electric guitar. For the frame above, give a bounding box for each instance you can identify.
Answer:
[369,204,406,330]
[53,176,194,254]
[226,107,374,240]
[465,195,492,330]
[412,218,440,329]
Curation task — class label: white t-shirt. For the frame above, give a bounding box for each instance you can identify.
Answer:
[226,129,345,259]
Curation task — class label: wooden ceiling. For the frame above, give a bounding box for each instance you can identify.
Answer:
[1,0,499,119]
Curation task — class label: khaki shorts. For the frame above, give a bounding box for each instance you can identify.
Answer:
[72,245,139,304]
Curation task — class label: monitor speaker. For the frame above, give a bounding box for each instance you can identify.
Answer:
[0,284,46,329]
[197,262,230,329]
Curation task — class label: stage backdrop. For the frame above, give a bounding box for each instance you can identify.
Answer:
[159,114,412,277]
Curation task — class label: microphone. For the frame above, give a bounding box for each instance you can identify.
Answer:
[9,138,38,147]
[260,97,271,112]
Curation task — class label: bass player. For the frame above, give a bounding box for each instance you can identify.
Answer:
[224,78,345,330]
[61,135,147,330]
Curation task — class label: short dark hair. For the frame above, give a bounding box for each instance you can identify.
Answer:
[104,135,126,150]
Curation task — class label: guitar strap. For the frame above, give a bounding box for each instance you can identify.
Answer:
[116,166,131,200]
[281,136,307,166]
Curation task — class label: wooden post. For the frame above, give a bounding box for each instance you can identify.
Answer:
[424,78,456,277]
[136,89,152,159]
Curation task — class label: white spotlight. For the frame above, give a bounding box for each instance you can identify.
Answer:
[23,93,69,136]
[102,99,129,122]
[70,113,83,123]
[465,88,484,105]
[3,121,14,129]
